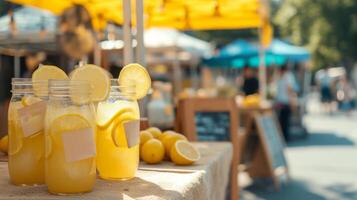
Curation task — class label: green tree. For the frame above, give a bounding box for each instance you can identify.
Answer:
[274,0,357,70]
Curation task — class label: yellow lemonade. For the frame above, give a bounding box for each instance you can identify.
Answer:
[45,80,96,195]
[96,100,140,180]
[8,101,45,186]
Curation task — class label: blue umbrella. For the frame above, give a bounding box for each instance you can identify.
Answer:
[268,39,310,62]
[219,39,258,57]
[247,54,286,68]
[202,39,310,68]
[202,39,256,68]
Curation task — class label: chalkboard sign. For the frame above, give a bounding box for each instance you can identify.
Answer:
[176,98,239,200]
[195,112,230,141]
[256,115,287,169]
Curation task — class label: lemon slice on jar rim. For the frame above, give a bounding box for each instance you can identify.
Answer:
[70,64,111,102]
[118,63,151,100]
[32,65,68,96]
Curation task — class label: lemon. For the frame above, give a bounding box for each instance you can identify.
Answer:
[161,133,187,157]
[32,65,68,96]
[50,114,92,145]
[118,63,151,99]
[0,135,8,154]
[146,127,162,139]
[140,138,165,164]
[170,140,200,165]
[158,130,176,142]
[8,123,24,156]
[96,104,135,128]
[111,112,137,147]
[8,103,23,156]
[140,130,153,146]
[21,96,42,106]
[70,64,111,102]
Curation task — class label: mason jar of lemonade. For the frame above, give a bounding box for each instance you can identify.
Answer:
[45,80,96,195]
[96,79,140,180]
[8,78,48,186]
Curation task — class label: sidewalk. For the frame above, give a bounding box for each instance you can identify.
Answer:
[241,109,357,199]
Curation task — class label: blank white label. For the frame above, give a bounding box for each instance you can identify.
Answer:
[17,101,46,137]
[61,128,96,162]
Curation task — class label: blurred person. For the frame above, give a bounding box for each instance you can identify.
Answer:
[109,62,122,78]
[336,76,356,114]
[242,66,259,95]
[8,9,17,36]
[275,65,298,142]
[315,68,333,113]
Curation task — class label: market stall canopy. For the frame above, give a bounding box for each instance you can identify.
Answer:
[0,7,56,33]
[145,0,268,30]
[9,0,270,31]
[0,7,56,55]
[203,39,309,68]
[219,39,258,58]
[144,28,212,57]
[268,39,310,62]
[101,28,213,65]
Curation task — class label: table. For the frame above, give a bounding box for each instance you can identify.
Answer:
[0,142,233,200]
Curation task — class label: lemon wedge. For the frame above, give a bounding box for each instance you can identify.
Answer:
[170,140,200,165]
[111,112,137,147]
[70,64,110,102]
[32,65,68,96]
[50,114,92,145]
[21,96,42,106]
[118,63,151,99]
[96,103,135,129]
[8,123,23,156]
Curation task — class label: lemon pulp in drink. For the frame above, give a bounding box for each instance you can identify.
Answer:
[8,101,44,186]
[96,100,140,180]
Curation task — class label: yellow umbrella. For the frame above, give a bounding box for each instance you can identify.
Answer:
[9,0,270,32]
[144,0,266,30]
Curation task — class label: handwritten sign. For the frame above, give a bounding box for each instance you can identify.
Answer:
[195,112,230,141]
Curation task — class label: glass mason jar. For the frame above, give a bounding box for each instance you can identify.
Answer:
[96,79,140,180]
[45,80,96,195]
[8,78,47,186]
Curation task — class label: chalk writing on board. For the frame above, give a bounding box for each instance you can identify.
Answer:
[195,112,230,141]
[257,115,287,169]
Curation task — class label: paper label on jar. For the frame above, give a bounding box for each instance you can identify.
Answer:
[61,128,96,162]
[124,120,140,148]
[17,101,46,137]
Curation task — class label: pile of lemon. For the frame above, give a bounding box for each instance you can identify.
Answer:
[242,94,261,107]
[140,127,200,165]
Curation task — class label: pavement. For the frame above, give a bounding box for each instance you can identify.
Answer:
[240,95,357,200]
